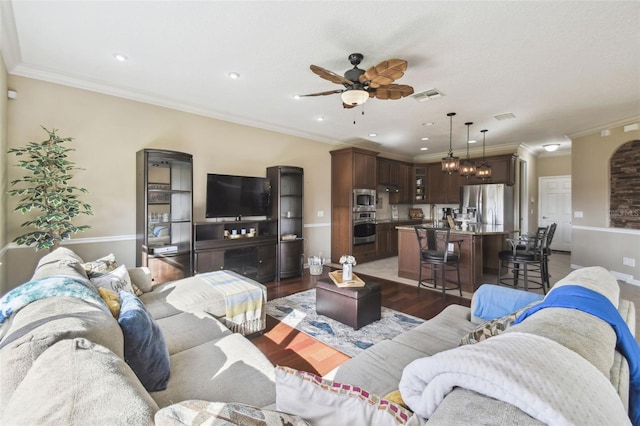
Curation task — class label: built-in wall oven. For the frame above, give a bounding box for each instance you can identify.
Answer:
[353,211,376,245]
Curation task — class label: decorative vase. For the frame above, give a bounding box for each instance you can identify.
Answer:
[342,264,353,281]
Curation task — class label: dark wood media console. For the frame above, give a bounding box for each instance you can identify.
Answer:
[193,219,277,283]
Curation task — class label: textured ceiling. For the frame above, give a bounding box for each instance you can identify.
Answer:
[2,1,640,160]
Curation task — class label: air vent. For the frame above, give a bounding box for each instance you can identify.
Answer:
[412,88,445,102]
[494,112,516,121]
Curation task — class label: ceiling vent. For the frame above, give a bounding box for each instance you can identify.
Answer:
[412,88,445,102]
[494,112,516,121]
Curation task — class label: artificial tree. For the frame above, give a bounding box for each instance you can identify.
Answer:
[8,127,93,251]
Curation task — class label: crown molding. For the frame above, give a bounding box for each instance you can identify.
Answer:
[0,1,21,71]
[567,115,640,139]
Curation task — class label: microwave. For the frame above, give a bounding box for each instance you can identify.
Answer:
[353,188,376,212]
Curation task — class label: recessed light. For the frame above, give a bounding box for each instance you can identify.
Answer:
[228,72,240,79]
[421,137,429,141]
[113,53,128,62]
[369,133,377,137]
[422,122,435,126]
[294,95,301,100]
[420,147,428,151]
[316,116,325,122]
[468,140,477,144]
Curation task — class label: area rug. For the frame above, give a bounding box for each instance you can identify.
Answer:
[264,289,425,357]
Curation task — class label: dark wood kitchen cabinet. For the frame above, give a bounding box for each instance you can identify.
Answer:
[427,163,463,204]
[330,147,379,264]
[467,154,517,185]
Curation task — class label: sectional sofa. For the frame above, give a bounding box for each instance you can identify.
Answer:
[1,247,636,425]
[0,247,281,425]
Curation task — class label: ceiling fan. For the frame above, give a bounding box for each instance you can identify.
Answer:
[301,53,414,108]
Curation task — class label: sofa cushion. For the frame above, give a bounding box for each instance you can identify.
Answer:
[151,333,276,409]
[392,304,476,355]
[155,311,231,355]
[118,291,171,392]
[30,247,89,282]
[0,338,158,425]
[155,400,310,426]
[275,366,416,426]
[551,266,620,308]
[333,339,432,397]
[139,276,227,319]
[0,296,124,411]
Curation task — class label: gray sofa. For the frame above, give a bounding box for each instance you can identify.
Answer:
[329,265,635,425]
[0,247,276,425]
[2,247,635,425]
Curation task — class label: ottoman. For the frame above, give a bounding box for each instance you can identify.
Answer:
[316,280,381,330]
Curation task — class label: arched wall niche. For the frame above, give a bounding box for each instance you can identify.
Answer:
[609,139,640,229]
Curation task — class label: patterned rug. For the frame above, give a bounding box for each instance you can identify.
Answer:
[264,289,425,357]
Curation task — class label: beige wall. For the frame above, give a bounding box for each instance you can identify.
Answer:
[571,122,640,284]
[537,152,571,177]
[0,56,8,292]
[3,76,335,291]
[516,147,538,233]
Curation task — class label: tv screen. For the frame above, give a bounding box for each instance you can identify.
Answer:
[206,174,271,219]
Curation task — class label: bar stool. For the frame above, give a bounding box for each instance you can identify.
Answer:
[541,223,557,291]
[497,226,548,293]
[414,226,462,298]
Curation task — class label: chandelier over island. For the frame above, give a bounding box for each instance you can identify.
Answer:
[459,121,476,178]
[441,112,460,174]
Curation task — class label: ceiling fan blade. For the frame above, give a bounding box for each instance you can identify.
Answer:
[361,59,408,88]
[310,65,353,86]
[371,84,414,100]
[299,89,343,97]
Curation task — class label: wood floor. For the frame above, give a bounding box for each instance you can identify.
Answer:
[250,269,469,376]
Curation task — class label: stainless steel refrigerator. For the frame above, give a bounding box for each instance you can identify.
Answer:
[460,184,515,228]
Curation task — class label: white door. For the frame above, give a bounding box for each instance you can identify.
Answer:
[538,176,572,251]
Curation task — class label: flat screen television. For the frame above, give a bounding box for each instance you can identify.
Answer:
[206,174,271,219]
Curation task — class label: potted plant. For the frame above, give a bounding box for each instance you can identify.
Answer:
[8,127,93,251]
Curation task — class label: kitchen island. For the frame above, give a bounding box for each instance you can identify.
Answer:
[397,224,512,293]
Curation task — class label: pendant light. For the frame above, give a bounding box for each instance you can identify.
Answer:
[476,129,492,180]
[459,121,476,178]
[441,112,459,174]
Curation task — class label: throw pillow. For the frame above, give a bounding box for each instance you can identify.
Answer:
[470,284,544,324]
[460,301,539,345]
[82,253,118,277]
[154,400,310,426]
[383,390,411,411]
[275,366,414,426]
[98,287,121,318]
[118,290,171,392]
[90,264,136,295]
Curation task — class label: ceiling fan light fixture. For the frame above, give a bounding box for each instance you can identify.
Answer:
[341,89,369,106]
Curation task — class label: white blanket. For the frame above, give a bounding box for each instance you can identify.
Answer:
[399,332,630,426]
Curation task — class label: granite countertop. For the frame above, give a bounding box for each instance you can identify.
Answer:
[395,223,514,235]
[375,218,428,225]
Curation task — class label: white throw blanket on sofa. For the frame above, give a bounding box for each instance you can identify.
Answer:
[399,332,630,426]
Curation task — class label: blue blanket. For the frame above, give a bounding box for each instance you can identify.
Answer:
[514,285,640,426]
[0,276,105,324]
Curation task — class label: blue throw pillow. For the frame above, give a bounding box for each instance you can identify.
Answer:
[471,284,544,323]
[118,291,170,391]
